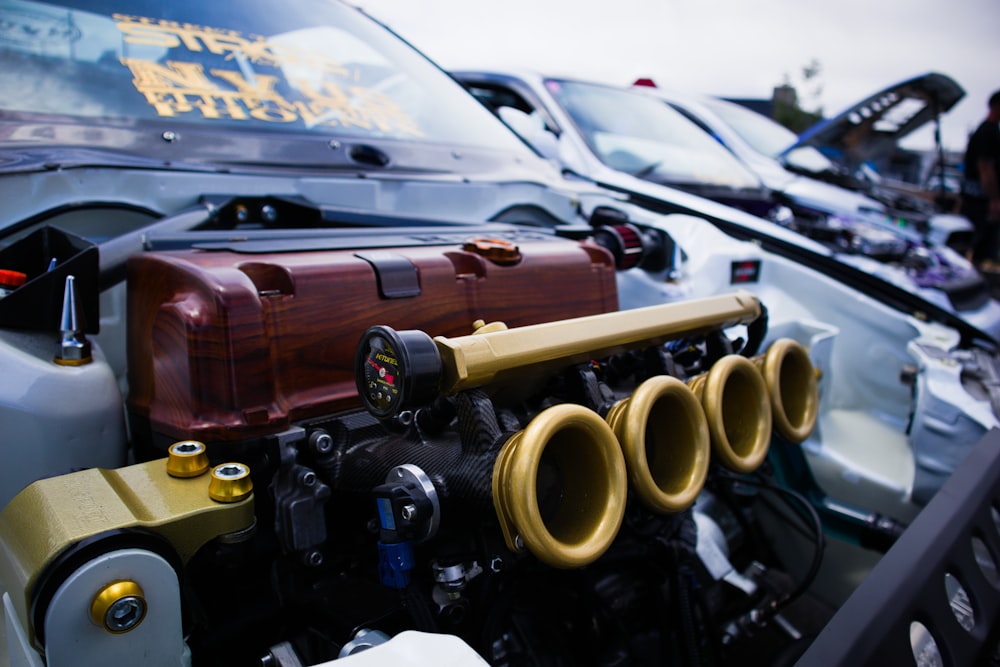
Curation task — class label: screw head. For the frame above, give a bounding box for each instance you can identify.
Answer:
[311,431,334,454]
[166,440,209,478]
[161,130,178,143]
[400,503,418,522]
[172,441,201,454]
[215,463,248,479]
[91,581,146,634]
[106,597,146,632]
[209,462,253,503]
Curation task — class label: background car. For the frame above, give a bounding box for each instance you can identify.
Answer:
[0,3,998,666]
[452,70,1000,339]
[646,74,974,253]
[784,72,968,215]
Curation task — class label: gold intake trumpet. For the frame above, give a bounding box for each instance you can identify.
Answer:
[492,403,628,569]
[605,376,710,514]
[688,355,773,474]
[753,338,819,444]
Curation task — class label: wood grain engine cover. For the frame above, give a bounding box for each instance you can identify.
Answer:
[126,236,618,444]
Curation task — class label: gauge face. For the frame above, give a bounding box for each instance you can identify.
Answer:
[355,326,442,420]
[359,328,404,418]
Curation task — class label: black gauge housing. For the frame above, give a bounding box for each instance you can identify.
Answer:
[355,325,443,419]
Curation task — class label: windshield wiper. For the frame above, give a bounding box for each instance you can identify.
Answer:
[631,160,663,178]
[0,147,218,175]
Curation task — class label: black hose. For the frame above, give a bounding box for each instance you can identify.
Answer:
[716,469,825,619]
[766,483,825,609]
[662,514,703,666]
[674,555,703,667]
[403,583,439,633]
[740,303,769,358]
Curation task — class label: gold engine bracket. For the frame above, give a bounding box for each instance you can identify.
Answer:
[0,456,255,647]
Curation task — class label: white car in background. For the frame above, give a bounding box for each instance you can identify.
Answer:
[452,70,1000,340]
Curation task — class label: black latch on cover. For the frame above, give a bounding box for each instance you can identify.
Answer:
[356,252,421,298]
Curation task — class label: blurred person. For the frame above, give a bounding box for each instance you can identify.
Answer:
[962,89,1000,269]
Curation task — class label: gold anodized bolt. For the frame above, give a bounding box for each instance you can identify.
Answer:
[90,580,147,634]
[208,462,253,503]
[166,440,210,478]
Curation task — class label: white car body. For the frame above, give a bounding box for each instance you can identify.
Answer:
[452,70,1000,341]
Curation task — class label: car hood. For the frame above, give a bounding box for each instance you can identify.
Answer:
[770,165,874,211]
[782,72,965,170]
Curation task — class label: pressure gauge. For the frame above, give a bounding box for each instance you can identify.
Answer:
[355,326,443,419]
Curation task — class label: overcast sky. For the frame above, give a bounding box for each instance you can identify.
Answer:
[352,0,999,154]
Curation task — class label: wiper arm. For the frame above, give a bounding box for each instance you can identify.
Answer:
[631,160,663,179]
[99,203,215,290]
[0,146,218,175]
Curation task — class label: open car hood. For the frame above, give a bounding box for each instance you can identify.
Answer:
[782,72,965,170]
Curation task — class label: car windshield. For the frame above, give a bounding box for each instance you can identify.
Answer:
[702,97,836,174]
[0,0,523,149]
[544,79,760,189]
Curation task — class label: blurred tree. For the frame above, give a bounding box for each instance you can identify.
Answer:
[773,59,824,133]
